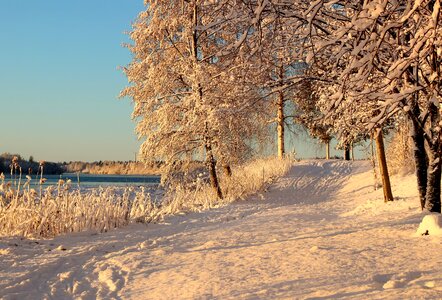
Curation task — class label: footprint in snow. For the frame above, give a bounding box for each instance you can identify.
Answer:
[373,272,423,289]
[137,239,162,251]
[95,263,128,295]
[190,240,220,251]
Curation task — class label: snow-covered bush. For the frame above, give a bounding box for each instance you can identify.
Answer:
[386,126,415,176]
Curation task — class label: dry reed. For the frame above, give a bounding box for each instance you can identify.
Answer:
[0,157,292,238]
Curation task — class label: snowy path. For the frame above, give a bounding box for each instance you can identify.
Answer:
[1,160,442,299]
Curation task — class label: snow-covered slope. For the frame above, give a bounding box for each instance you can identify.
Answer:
[1,160,441,299]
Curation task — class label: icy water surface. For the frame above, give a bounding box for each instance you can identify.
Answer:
[4,173,161,189]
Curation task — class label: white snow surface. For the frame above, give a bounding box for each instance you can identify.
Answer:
[416,214,442,237]
[1,160,442,299]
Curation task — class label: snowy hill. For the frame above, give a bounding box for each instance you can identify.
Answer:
[1,160,441,299]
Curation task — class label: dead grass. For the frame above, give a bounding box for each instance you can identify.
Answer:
[0,157,292,238]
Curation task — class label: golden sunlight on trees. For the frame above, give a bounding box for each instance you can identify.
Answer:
[122,0,441,213]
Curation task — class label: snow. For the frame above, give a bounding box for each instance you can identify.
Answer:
[415,214,442,236]
[1,160,442,299]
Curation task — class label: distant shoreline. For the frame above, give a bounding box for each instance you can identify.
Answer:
[64,161,161,176]
[0,153,161,176]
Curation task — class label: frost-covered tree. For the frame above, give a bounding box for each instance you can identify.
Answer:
[211,0,330,159]
[263,22,306,159]
[315,0,442,212]
[291,79,334,159]
[122,0,440,210]
[222,0,395,199]
[121,1,268,199]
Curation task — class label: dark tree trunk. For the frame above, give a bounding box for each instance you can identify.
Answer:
[343,146,350,161]
[408,108,428,210]
[205,142,223,200]
[370,134,379,190]
[425,146,441,212]
[277,92,285,159]
[424,103,441,213]
[375,130,394,202]
[406,61,430,210]
[192,4,223,200]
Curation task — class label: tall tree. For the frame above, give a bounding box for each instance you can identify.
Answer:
[121,1,268,198]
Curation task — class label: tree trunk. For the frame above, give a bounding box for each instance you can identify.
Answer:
[191,3,198,60]
[205,142,223,200]
[277,82,285,159]
[370,134,379,191]
[375,129,394,202]
[408,108,428,210]
[277,93,285,159]
[424,102,441,213]
[325,141,330,160]
[351,142,355,161]
[406,62,429,210]
[191,4,223,200]
[425,145,441,212]
[343,146,350,161]
[424,41,442,213]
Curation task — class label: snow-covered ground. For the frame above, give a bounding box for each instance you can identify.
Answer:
[1,160,441,299]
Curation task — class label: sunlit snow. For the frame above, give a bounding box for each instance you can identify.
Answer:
[1,160,440,299]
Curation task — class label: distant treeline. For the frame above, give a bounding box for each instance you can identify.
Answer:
[0,153,64,175]
[64,161,161,175]
[0,153,162,175]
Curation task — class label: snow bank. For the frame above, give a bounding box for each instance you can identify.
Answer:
[415,214,442,236]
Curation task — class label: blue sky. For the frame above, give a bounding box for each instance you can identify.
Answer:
[0,1,145,162]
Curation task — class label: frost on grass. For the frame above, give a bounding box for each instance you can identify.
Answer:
[0,157,292,238]
[0,185,157,238]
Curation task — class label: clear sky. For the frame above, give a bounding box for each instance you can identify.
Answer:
[0,0,145,162]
